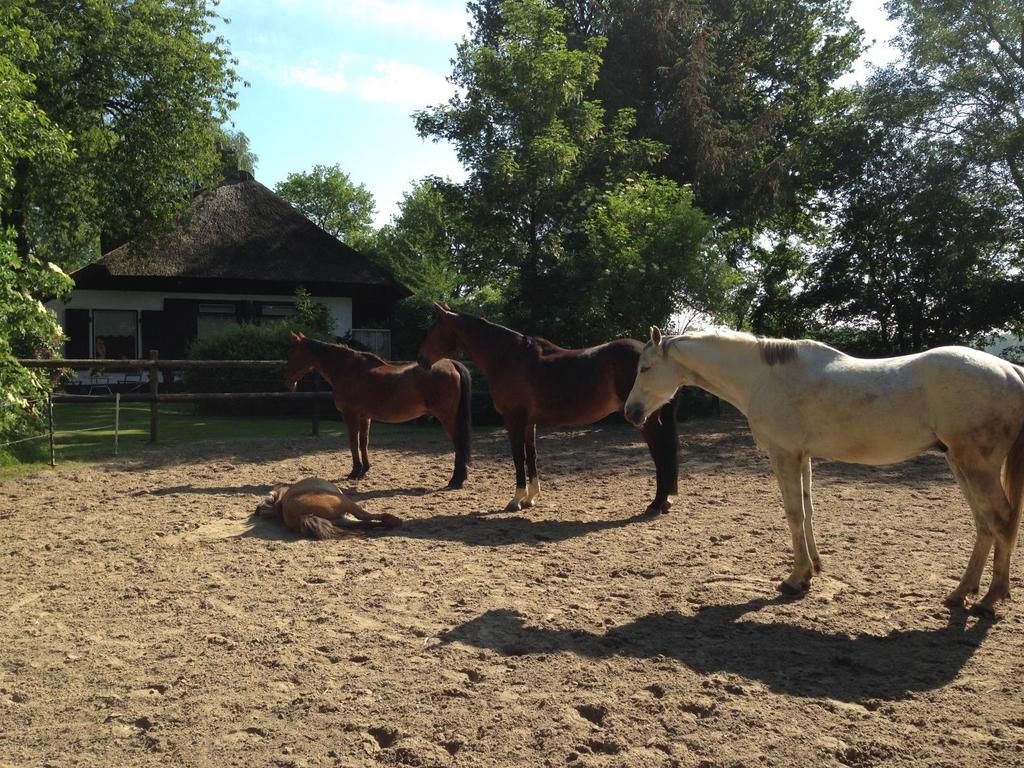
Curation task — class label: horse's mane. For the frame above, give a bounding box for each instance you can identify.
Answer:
[302,337,387,366]
[757,338,800,367]
[675,327,804,367]
[451,311,572,356]
[530,336,565,355]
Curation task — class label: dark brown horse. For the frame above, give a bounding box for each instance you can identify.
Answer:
[285,332,472,488]
[417,305,678,513]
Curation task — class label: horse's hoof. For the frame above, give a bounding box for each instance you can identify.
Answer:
[944,594,967,610]
[644,499,672,515]
[522,499,536,509]
[504,501,522,512]
[446,480,465,490]
[347,470,361,480]
[812,558,823,574]
[778,579,809,597]
[969,602,998,621]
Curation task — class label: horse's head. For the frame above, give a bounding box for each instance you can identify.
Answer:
[417,302,460,369]
[625,326,680,426]
[284,331,316,391]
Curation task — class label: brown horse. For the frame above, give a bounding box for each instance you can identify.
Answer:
[285,332,472,488]
[417,305,678,514]
[255,477,401,539]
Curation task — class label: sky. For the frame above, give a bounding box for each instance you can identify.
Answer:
[215,0,900,227]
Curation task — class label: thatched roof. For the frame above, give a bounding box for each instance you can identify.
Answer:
[74,174,409,298]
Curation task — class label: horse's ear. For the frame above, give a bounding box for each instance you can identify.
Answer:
[290,331,301,342]
[651,326,663,347]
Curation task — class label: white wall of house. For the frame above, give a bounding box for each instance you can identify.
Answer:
[46,289,354,357]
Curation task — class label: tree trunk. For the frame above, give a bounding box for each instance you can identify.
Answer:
[1,159,32,261]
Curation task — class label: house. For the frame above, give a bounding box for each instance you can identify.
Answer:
[49,172,409,364]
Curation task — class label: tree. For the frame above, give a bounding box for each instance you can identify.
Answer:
[274,165,376,246]
[885,0,1024,202]
[809,129,1024,354]
[0,3,73,461]
[469,0,864,228]
[416,0,727,343]
[215,128,259,181]
[1,0,240,268]
[369,177,502,357]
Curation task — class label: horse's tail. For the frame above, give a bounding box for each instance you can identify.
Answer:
[300,515,366,540]
[453,359,473,466]
[1003,390,1024,550]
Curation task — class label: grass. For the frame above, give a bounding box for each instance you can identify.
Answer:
[0,402,423,479]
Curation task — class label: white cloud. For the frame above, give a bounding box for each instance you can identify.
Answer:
[340,0,468,38]
[277,61,349,93]
[254,53,453,107]
[354,60,454,108]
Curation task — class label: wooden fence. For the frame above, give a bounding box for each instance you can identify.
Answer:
[19,354,331,457]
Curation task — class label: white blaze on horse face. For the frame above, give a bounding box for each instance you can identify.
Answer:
[625,339,680,425]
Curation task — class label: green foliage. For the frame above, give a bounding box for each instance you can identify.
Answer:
[294,287,335,337]
[573,176,730,343]
[474,0,864,227]
[185,291,335,393]
[1,0,239,268]
[367,178,504,357]
[885,0,1024,200]
[0,234,72,463]
[183,319,316,395]
[275,164,376,246]
[808,130,1024,354]
[0,5,74,463]
[416,0,724,343]
[215,128,259,180]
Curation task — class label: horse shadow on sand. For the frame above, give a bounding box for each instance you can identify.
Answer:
[380,509,655,546]
[438,598,991,703]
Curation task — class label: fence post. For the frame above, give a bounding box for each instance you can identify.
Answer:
[311,373,321,436]
[47,392,55,467]
[114,392,120,456]
[149,349,159,443]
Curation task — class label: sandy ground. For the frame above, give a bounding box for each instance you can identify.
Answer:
[2,414,1024,768]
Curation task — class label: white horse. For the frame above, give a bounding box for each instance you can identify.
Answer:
[623,327,1024,618]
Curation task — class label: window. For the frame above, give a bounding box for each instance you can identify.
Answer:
[260,303,296,321]
[197,303,237,340]
[93,310,138,359]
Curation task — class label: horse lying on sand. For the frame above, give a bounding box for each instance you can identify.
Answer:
[255,477,402,539]
[625,326,1024,619]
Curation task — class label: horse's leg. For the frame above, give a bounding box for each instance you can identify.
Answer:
[802,458,822,574]
[958,464,1017,618]
[336,494,401,529]
[438,411,468,490]
[768,448,814,595]
[343,411,363,480]
[358,417,371,478]
[504,415,529,512]
[523,423,540,508]
[944,458,992,610]
[639,403,678,515]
